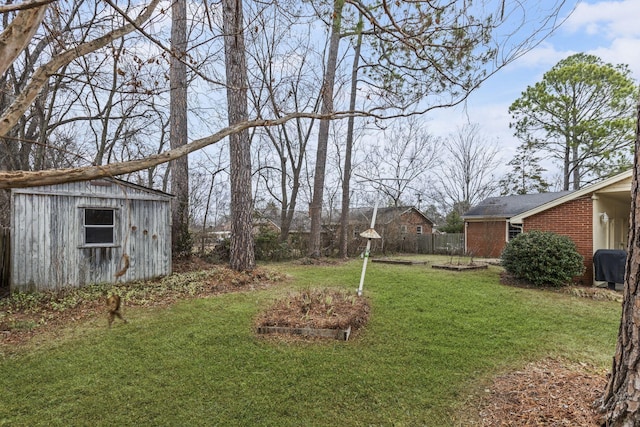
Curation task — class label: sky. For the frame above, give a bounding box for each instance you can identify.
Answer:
[427,0,640,179]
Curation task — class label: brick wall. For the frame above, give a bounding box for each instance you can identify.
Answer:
[524,195,593,285]
[400,210,433,234]
[466,220,506,258]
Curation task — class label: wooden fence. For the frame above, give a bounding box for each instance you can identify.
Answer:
[416,233,465,255]
[0,228,9,296]
[359,233,465,256]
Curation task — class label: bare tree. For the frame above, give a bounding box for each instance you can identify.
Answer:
[245,2,322,243]
[360,117,439,208]
[0,0,163,138]
[0,1,570,265]
[435,123,501,215]
[0,2,48,78]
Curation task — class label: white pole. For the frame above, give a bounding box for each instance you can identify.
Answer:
[357,199,379,297]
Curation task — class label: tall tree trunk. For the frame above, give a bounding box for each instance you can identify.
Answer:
[563,137,571,191]
[308,0,344,257]
[223,0,255,271]
[339,15,363,259]
[599,99,640,426]
[170,0,191,256]
[572,144,580,190]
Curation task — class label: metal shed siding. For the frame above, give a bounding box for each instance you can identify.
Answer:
[11,180,172,292]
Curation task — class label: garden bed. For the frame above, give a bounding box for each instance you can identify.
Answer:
[432,263,488,271]
[371,258,427,265]
[255,288,369,341]
[257,325,351,340]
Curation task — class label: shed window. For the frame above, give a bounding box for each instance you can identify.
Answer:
[416,225,423,235]
[84,209,115,244]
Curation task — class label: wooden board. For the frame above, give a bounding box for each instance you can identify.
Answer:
[431,263,488,271]
[257,325,352,341]
[371,259,427,265]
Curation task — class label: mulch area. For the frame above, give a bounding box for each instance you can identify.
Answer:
[469,272,617,426]
[473,359,608,426]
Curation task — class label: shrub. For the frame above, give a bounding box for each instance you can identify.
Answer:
[501,230,584,287]
[254,227,292,261]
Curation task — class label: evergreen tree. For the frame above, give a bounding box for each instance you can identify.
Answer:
[499,143,550,195]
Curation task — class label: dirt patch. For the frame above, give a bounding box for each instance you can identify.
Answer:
[470,359,607,426]
[255,288,370,339]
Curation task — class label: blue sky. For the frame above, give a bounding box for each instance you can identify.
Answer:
[428,0,640,177]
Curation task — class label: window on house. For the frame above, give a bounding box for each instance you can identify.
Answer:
[84,208,115,245]
[508,222,522,241]
[416,225,423,235]
[400,225,407,235]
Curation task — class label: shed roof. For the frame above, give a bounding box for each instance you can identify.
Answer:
[11,177,174,201]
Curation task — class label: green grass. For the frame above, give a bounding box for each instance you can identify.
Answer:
[0,257,620,426]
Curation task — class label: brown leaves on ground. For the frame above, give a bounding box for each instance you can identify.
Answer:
[473,359,607,426]
[255,288,370,332]
[1,262,284,351]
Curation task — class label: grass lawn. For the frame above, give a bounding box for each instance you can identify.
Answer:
[0,257,620,426]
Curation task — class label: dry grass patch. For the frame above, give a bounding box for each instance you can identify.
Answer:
[255,288,370,332]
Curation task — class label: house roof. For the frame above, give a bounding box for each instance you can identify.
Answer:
[463,192,572,219]
[509,169,632,224]
[463,169,633,223]
[350,206,434,225]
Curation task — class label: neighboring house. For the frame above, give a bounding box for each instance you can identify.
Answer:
[463,169,632,285]
[349,206,434,253]
[9,178,173,293]
[252,216,281,235]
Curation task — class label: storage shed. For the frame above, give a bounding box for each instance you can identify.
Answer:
[10,178,173,292]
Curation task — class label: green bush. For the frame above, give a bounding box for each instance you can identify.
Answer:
[501,230,585,287]
[254,227,292,261]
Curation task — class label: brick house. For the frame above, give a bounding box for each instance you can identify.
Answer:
[463,170,632,285]
[349,206,434,254]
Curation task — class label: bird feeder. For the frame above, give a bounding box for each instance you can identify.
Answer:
[357,221,381,297]
[360,228,381,239]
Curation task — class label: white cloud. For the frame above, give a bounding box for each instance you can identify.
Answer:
[588,38,640,80]
[563,0,640,38]
[508,41,576,73]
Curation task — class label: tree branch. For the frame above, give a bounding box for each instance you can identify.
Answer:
[0,2,49,77]
[0,0,162,137]
[0,111,358,188]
